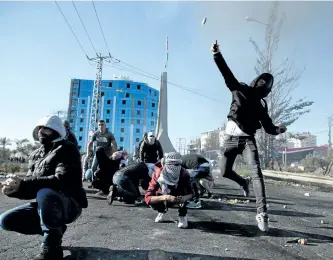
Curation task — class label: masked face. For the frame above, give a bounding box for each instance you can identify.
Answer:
[252,73,274,98]
[147,133,155,144]
[38,127,58,144]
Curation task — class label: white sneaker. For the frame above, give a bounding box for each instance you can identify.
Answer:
[243,177,251,197]
[155,213,164,223]
[187,200,202,209]
[178,216,188,229]
[256,212,269,232]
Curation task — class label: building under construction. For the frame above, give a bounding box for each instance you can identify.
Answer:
[67,76,159,153]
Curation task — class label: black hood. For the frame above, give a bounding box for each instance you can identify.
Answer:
[250,73,274,98]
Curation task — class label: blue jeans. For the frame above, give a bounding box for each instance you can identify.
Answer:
[85,169,93,181]
[91,154,98,181]
[0,188,82,248]
[113,174,140,202]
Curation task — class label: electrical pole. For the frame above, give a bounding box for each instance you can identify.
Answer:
[328,116,333,151]
[87,53,112,137]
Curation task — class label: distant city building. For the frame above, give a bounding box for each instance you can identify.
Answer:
[200,128,224,160]
[67,76,159,153]
[287,132,317,148]
[277,145,328,165]
[187,139,201,154]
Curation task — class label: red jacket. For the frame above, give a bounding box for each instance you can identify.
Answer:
[144,163,193,205]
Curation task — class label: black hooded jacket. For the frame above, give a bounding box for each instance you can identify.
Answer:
[214,52,279,136]
[9,140,88,208]
[139,137,164,163]
[114,162,151,190]
[181,154,209,169]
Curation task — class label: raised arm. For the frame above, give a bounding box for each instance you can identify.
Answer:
[211,40,240,91]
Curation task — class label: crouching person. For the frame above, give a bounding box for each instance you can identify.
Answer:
[92,149,125,196]
[182,154,214,199]
[144,152,193,229]
[107,162,151,205]
[0,115,88,260]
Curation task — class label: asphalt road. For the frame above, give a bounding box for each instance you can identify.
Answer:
[0,171,333,260]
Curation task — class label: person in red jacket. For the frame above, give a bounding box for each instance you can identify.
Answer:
[144,152,193,229]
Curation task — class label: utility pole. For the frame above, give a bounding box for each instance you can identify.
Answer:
[176,138,187,155]
[87,53,112,137]
[53,110,67,121]
[328,116,333,151]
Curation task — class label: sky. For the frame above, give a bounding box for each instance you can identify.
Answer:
[1,1,333,149]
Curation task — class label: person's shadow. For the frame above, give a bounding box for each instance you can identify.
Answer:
[63,247,257,260]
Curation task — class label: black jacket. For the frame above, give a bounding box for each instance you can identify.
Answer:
[115,162,150,190]
[181,154,209,169]
[214,52,279,136]
[66,129,78,147]
[139,139,164,163]
[10,140,88,208]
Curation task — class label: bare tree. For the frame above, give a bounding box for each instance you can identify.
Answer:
[249,1,314,168]
[0,137,11,159]
[14,139,41,157]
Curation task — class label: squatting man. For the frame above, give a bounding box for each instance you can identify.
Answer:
[0,115,87,260]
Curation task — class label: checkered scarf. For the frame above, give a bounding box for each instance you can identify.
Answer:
[158,152,182,194]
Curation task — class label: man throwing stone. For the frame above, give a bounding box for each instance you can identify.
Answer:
[212,40,286,232]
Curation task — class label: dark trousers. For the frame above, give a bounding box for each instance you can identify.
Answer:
[150,196,187,217]
[113,174,140,202]
[190,178,200,202]
[93,149,119,193]
[0,188,82,248]
[220,135,267,214]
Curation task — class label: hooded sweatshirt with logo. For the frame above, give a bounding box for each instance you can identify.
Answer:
[213,52,279,136]
[7,115,88,208]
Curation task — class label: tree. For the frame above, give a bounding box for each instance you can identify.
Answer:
[249,1,314,168]
[0,137,11,159]
[14,139,41,157]
[301,154,329,173]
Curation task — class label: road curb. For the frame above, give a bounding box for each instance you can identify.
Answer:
[263,170,333,189]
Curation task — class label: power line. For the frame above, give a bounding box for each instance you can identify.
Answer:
[56,1,223,104]
[72,1,97,55]
[105,62,223,103]
[105,63,159,81]
[111,57,160,79]
[54,1,89,58]
[91,1,110,54]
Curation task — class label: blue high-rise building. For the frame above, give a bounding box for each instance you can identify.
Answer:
[67,77,159,153]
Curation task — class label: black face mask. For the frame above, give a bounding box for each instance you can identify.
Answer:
[38,128,59,145]
[250,73,274,98]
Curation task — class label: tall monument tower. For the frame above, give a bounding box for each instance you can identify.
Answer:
[155,72,176,153]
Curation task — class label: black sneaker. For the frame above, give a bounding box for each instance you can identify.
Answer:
[33,246,63,260]
[107,185,117,205]
[199,188,207,197]
[207,192,213,198]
